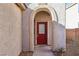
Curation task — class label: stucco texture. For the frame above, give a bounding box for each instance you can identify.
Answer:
[22,8,32,51]
[52,21,66,51]
[0,4,22,56]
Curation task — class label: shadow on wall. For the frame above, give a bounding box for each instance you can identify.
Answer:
[22,8,33,51]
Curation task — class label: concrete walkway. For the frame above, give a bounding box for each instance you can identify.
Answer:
[33,45,54,56]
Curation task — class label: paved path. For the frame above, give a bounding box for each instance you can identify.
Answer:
[33,45,54,56]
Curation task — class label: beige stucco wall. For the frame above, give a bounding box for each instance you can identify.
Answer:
[28,3,65,26]
[49,3,65,26]
[22,8,32,51]
[0,4,22,55]
[52,21,66,51]
[34,11,52,45]
[66,4,79,29]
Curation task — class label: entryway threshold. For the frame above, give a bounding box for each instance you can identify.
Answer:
[33,45,54,56]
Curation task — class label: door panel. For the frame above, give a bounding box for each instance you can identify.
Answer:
[37,22,47,44]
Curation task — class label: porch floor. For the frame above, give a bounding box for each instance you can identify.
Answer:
[33,45,54,56]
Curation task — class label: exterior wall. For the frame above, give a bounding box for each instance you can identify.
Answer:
[48,3,65,26]
[52,21,66,51]
[28,3,65,26]
[0,4,22,55]
[66,4,79,29]
[34,11,52,45]
[22,8,32,51]
[48,21,53,45]
[35,11,51,22]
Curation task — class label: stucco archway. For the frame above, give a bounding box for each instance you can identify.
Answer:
[29,5,58,51]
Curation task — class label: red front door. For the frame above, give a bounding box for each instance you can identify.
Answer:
[37,22,47,44]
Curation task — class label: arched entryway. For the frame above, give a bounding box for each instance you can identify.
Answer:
[34,11,52,45]
[29,5,57,51]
